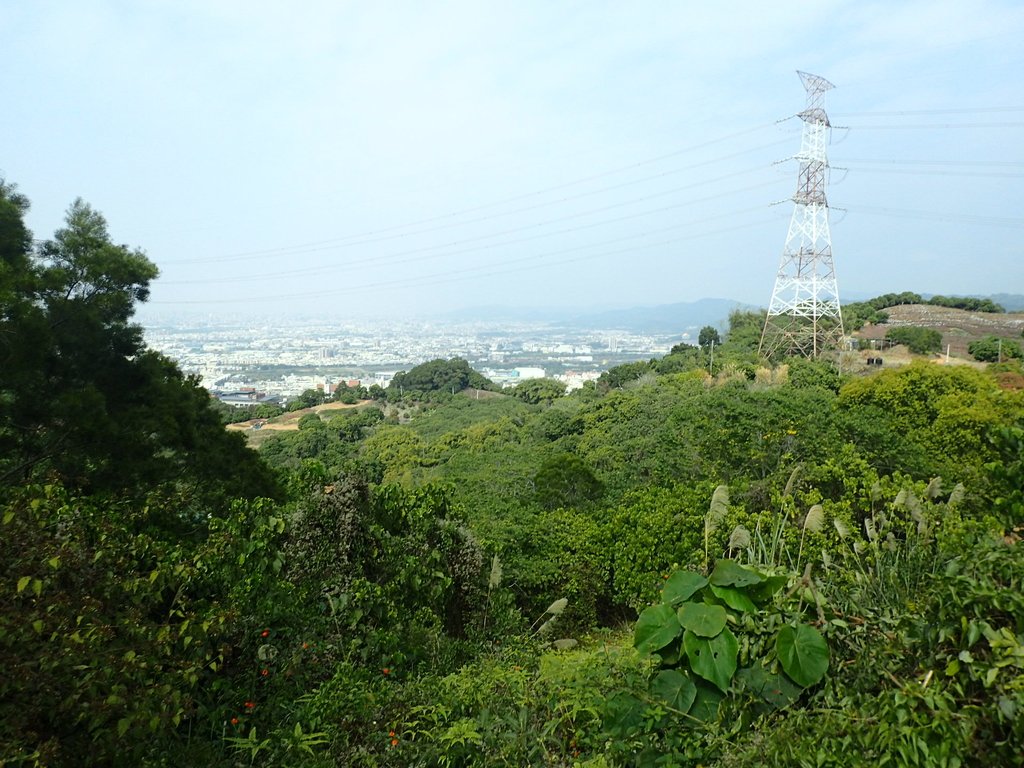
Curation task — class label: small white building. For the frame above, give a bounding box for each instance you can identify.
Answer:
[514,367,546,381]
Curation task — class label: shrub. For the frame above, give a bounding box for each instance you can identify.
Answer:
[885,326,942,354]
[969,335,1024,363]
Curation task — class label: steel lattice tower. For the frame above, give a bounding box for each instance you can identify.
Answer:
[759,71,844,359]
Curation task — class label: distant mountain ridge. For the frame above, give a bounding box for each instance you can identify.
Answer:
[983,293,1024,312]
[435,298,756,333]
[422,293,1024,331]
[567,298,756,333]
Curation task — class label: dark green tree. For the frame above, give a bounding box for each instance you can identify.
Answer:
[533,453,604,510]
[390,358,496,394]
[787,357,841,392]
[723,309,765,353]
[288,388,327,411]
[598,361,654,391]
[885,326,943,355]
[656,343,703,374]
[0,184,278,503]
[509,377,567,404]
[298,412,325,431]
[698,325,721,350]
[969,335,1023,363]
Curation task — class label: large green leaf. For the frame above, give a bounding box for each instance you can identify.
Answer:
[776,624,829,687]
[634,603,682,655]
[747,573,789,604]
[603,692,645,737]
[683,627,738,693]
[708,584,756,613]
[688,683,724,722]
[677,602,727,638]
[655,638,683,666]
[662,571,708,605]
[650,669,696,714]
[736,664,803,709]
[709,559,765,588]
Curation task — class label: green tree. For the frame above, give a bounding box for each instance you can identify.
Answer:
[0,186,278,503]
[698,325,721,350]
[598,361,653,391]
[656,343,703,374]
[786,358,840,392]
[533,453,604,510]
[884,326,942,355]
[723,309,765,353]
[509,378,567,404]
[968,335,1023,362]
[390,358,496,395]
[288,388,327,411]
[297,412,325,431]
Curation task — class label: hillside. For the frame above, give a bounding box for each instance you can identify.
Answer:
[856,303,1024,359]
[225,400,370,447]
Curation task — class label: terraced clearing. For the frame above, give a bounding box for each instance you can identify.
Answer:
[855,304,1024,360]
[227,400,371,446]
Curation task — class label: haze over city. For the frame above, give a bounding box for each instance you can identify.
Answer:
[3,1,1023,321]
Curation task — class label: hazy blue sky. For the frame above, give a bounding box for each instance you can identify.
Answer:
[3,1,1023,319]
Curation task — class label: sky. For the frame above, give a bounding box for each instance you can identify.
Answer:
[3,0,1023,321]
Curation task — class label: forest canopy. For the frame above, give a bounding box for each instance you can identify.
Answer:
[2,178,1023,767]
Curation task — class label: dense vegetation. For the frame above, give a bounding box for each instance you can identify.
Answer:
[969,335,1024,363]
[885,326,943,355]
[3,179,1023,766]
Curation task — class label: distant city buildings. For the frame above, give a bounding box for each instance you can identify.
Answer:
[143,318,693,401]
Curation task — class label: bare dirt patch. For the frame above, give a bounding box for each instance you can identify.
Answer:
[856,305,1024,360]
[226,400,372,443]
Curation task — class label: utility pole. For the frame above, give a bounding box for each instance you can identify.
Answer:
[760,71,844,360]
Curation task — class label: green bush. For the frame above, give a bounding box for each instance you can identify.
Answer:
[969,335,1024,362]
[885,326,943,354]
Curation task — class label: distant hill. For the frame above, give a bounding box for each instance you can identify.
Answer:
[857,304,1024,359]
[912,292,1024,312]
[436,298,756,333]
[567,298,756,333]
[986,293,1024,312]
[434,293,1023,333]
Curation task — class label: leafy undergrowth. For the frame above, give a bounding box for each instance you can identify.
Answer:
[273,531,1021,768]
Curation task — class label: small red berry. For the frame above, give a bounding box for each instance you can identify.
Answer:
[382,667,390,675]
[244,701,255,709]
[391,738,399,747]
[260,629,270,638]
[230,717,239,725]
[261,668,269,677]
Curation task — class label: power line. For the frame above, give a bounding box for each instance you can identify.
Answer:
[835,158,1024,167]
[152,216,777,305]
[161,195,778,286]
[162,137,788,266]
[834,106,1024,117]
[159,166,780,279]
[845,205,1024,227]
[842,166,1024,178]
[846,121,1024,130]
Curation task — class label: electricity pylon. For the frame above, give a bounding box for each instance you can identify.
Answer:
[759,71,844,359]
